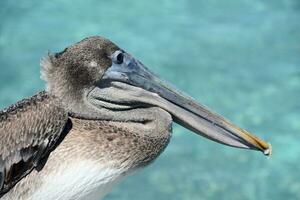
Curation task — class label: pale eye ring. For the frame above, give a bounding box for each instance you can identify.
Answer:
[113,51,124,65]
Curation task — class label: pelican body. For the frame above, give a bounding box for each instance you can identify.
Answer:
[0,36,271,200]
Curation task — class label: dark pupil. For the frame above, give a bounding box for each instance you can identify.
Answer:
[116,53,124,64]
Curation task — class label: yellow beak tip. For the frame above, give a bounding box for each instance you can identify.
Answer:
[263,143,272,157]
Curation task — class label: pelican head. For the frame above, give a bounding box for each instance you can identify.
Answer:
[41,36,271,156]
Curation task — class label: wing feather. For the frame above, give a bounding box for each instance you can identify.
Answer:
[0,91,69,197]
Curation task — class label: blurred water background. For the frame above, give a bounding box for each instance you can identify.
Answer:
[0,0,300,199]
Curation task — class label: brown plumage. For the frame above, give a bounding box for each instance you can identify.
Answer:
[2,108,172,200]
[0,92,69,197]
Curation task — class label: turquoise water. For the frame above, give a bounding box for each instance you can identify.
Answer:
[1,0,300,199]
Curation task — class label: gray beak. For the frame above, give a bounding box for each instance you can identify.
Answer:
[102,50,272,156]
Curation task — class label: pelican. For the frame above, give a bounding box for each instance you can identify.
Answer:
[0,36,271,200]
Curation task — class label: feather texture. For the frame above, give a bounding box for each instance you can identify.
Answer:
[0,91,69,197]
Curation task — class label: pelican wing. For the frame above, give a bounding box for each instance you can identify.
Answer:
[0,91,70,197]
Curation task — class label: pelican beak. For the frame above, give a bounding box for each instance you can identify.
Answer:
[102,51,272,156]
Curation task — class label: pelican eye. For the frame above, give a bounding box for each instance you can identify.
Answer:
[113,51,124,65]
